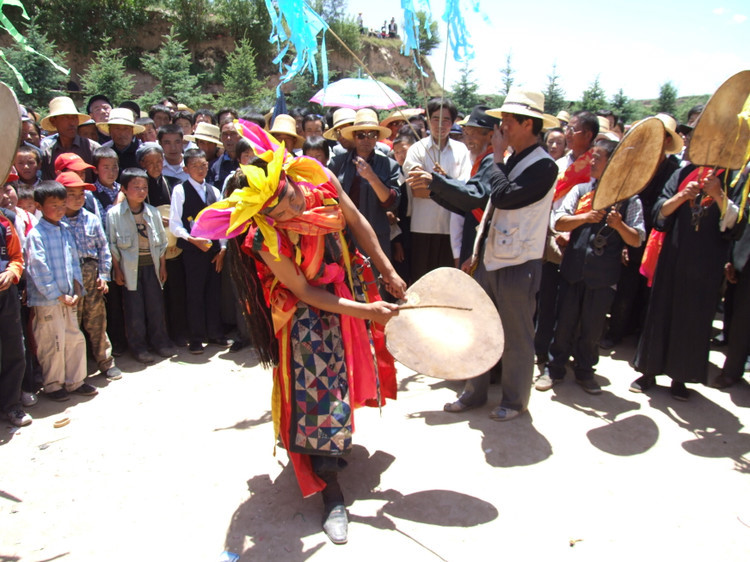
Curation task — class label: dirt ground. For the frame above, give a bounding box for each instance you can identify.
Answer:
[2,336,750,561]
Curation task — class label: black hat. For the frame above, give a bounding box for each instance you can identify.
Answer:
[86,94,111,114]
[461,105,500,129]
[120,100,142,120]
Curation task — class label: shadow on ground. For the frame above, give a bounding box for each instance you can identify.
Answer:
[223,445,498,560]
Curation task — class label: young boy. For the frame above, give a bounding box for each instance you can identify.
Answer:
[13,145,41,188]
[92,146,121,221]
[536,139,645,394]
[25,181,97,401]
[59,171,122,381]
[16,186,38,216]
[136,117,158,144]
[169,148,228,354]
[107,168,176,363]
[0,206,30,425]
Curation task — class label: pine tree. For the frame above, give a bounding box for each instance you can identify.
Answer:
[580,76,608,112]
[215,39,272,110]
[0,18,68,110]
[80,43,136,106]
[500,52,514,96]
[137,32,210,109]
[544,63,566,115]
[451,62,480,114]
[655,81,678,115]
[610,88,637,123]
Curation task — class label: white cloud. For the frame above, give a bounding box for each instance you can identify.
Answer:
[713,7,726,15]
[732,14,747,23]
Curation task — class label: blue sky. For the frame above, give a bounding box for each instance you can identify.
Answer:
[345,0,750,102]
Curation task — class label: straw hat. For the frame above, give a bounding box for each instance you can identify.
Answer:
[556,110,570,126]
[184,122,222,146]
[380,107,423,128]
[41,97,90,132]
[323,108,356,140]
[268,114,304,148]
[487,89,558,129]
[177,103,194,113]
[596,116,620,142]
[340,109,392,141]
[96,108,145,135]
[654,113,685,155]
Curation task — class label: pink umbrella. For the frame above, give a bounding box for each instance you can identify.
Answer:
[310,77,407,110]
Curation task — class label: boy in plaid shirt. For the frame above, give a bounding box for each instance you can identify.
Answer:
[25,181,97,401]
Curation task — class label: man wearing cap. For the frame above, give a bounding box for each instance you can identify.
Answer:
[41,97,101,182]
[329,109,401,262]
[443,89,558,421]
[185,122,223,169]
[100,108,144,173]
[87,94,112,144]
[404,97,471,281]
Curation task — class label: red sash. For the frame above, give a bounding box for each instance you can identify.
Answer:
[554,149,593,202]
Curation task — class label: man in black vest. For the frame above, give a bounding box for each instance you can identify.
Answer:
[168,148,229,354]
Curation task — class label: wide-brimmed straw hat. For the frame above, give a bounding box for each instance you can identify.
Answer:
[487,89,558,129]
[340,108,392,141]
[96,108,145,135]
[380,107,424,128]
[596,116,620,142]
[41,97,90,132]
[556,110,570,126]
[184,122,222,146]
[323,108,356,140]
[654,113,685,155]
[268,114,304,149]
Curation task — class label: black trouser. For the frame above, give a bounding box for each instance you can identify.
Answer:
[534,261,560,360]
[105,281,127,351]
[182,249,223,342]
[0,285,26,413]
[123,265,173,354]
[163,256,188,344]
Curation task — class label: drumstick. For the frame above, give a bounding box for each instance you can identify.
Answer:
[398,304,472,311]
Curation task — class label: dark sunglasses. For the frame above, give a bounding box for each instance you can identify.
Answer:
[355,131,379,140]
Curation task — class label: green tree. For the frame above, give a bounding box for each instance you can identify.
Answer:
[164,0,211,46]
[137,32,211,109]
[327,17,362,57]
[655,81,678,115]
[215,39,272,110]
[0,18,68,110]
[544,63,566,115]
[450,62,480,114]
[311,0,348,22]
[579,76,608,112]
[214,0,273,66]
[500,52,514,96]
[28,0,149,53]
[79,44,136,106]
[610,88,639,124]
[400,75,424,108]
[416,11,440,55]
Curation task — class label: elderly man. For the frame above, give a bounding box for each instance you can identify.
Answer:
[100,108,144,173]
[87,94,112,144]
[443,89,558,421]
[403,97,471,281]
[41,97,101,182]
[329,109,400,262]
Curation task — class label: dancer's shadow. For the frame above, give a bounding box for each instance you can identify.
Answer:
[647,387,750,472]
[223,446,498,560]
[214,411,272,432]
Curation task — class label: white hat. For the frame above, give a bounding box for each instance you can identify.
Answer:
[41,97,90,132]
[340,108,392,141]
[96,107,146,134]
[487,89,558,129]
[184,122,222,146]
[268,114,304,149]
[323,108,356,140]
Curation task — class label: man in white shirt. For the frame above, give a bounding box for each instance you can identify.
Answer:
[403,97,471,281]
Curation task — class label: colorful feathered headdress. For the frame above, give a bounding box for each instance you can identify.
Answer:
[191,119,329,260]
